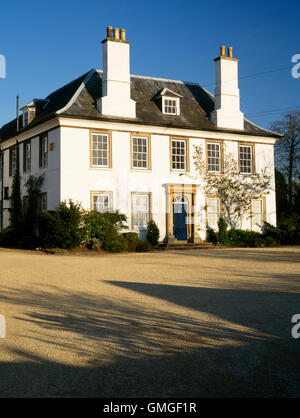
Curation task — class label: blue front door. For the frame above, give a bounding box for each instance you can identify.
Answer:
[173,196,188,240]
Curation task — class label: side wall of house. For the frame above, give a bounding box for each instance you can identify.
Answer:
[0,126,61,229]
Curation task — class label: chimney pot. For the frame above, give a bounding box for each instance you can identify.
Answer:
[120,29,126,41]
[114,27,120,40]
[107,26,113,38]
[220,46,226,57]
[228,46,233,58]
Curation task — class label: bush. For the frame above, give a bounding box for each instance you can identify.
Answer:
[146,220,160,246]
[0,227,18,247]
[108,235,128,253]
[217,217,227,245]
[206,227,217,244]
[122,232,139,242]
[135,240,153,252]
[263,222,286,243]
[87,237,102,250]
[126,240,138,252]
[38,200,86,249]
[264,216,300,245]
[227,229,265,247]
[84,210,128,253]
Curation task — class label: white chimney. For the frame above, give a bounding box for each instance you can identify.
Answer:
[97,26,136,118]
[211,46,244,130]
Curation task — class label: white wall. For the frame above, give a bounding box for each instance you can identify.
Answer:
[59,123,277,241]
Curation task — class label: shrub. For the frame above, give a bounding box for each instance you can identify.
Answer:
[38,200,86,249]
[0,227,18,247]
[122,232,139,242]
[146,220,160,246]
[263,222,286,243]
[206,227,217,244]
[108,235,128,253]
[84,210,128,253]
[264,216,300,245]
[127,240,138,252]
[217,217,227,245]
[227,229,265,247]
[135,240,153,252]
[87,237,102,250]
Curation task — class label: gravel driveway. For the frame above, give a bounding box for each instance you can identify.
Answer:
[0,246,299,397]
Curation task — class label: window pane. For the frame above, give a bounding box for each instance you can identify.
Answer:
[171,140,186,170]
[132,194,149,228]
[40,136,48,167]
[240,146,252,173]
[207,143,220,172]
[93,194,110,212]
[164,98,178,114]
[25,142,31,171]
[92,134,109,167]
[252,199,263,228]
[207,198,220,228]
[132,137,148,169]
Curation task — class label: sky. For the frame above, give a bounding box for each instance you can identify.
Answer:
[0,0,299,129]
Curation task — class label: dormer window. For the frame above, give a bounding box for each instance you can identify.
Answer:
[163,97,180,115]
[23,110,29,127]
[154,88,182,116]
[20,99,46,128]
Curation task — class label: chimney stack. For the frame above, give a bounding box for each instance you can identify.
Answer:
[210,46,244,130]
[97,26,136,118]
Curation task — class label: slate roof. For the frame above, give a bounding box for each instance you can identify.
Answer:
[0,69,281,143]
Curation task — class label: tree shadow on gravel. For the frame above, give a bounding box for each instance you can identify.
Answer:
[0,282,299,397]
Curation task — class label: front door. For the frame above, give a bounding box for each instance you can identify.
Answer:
[173,196,188,240]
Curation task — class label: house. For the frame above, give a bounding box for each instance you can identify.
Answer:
[0,27,281,242]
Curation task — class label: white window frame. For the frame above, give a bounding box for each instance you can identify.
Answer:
[207,142,221,173]
[91,133,110,168]
[40,135,48,168]
[240,145,253,174]
[132,192,150,230]
[10,147,16,177]
[91,191,112,213]
[132,136,149,170]
[162,97,180,115]
[41,193,47,211]
[206,197,220,229]
[251,198,264,230]
[24,141,31,172]
[171,139,187,171]
[23,111,29,127]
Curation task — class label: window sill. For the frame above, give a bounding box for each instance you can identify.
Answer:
[90,166,113,171]
[131,168,151,172]
[170,170,189,174]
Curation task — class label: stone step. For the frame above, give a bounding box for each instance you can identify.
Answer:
[159,242,214,250]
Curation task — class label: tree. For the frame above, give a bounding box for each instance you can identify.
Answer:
[193,146,272,229]
[24,174,44,236]
[270,111,300,206]
[10,141,23,233]
[146,219,160,246]
[275,168,288,221]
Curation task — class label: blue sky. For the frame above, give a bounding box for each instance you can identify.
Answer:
[0,0,299,129]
